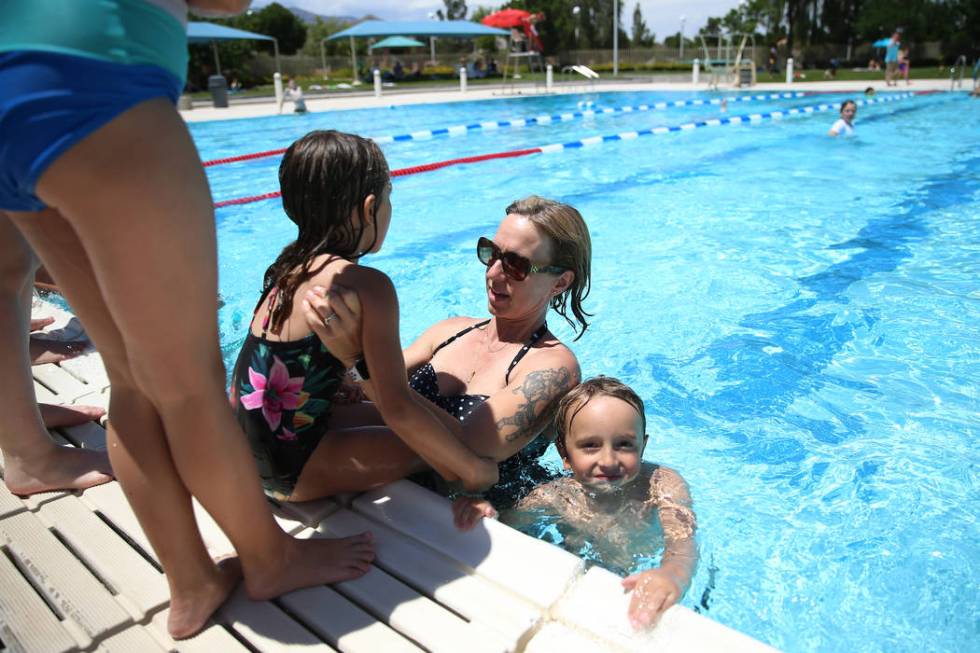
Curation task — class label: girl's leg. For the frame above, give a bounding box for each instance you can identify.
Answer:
[11,97,371,621]
[0,215,111,496]
[291,427,427,501]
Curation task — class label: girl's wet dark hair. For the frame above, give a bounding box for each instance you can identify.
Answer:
[262,130,390,333]
[840,99,857,113]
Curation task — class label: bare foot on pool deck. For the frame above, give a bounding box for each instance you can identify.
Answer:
[168,556,242,640]
[40,403,106,428]
[29,337,87,365]
[4,446,113,496]
[245,531,375,601]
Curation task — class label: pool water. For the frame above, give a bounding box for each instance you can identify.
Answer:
[195,90,979,653]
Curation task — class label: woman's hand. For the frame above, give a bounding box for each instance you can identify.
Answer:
[621,568,682,630]
[451,495,498,531]
[303,285,364,368]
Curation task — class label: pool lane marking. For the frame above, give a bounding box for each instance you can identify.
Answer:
[213,93,915,209]
[202,92,806,168]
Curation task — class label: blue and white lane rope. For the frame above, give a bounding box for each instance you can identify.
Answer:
[370,92,808,144]
[215,93,917,207]
[203,92,806,167]
[534,92,913,153]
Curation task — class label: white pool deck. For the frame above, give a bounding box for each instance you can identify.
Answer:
[2,300,783,652]
[179,77,964,123]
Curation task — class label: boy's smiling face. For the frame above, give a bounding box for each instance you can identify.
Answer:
[562,395,645,490]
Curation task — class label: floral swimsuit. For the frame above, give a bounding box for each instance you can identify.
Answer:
[229,288,345,498]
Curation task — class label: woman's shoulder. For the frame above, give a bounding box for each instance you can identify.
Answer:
[528,330,581,373]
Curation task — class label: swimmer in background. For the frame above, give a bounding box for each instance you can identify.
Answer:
[453,376,698,630]
[720,98,728,112]
[283,77,307,114]
[828,99,857,137]
[864,86,876,97]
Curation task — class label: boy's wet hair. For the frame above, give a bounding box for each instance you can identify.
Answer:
[263,130,390,333]
[554,376,646,459]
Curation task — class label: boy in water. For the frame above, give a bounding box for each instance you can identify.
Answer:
[453,376,698,629]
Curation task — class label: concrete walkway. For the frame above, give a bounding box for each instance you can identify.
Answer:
[180,77,965,123]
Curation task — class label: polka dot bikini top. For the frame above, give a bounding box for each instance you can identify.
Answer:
[409,319,548,421]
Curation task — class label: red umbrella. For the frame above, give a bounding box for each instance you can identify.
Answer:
[480,9,532,29]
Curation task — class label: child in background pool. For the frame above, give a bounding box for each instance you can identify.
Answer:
[453,376,698,629]
[828,99,857,137]
[230,130,497,503]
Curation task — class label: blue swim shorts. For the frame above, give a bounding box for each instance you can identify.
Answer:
[0,50,182,212]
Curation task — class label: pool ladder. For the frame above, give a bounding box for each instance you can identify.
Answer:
[949,55,967,90]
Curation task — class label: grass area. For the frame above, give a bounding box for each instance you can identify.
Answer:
[755,66,957,83]
[187,66,958,101]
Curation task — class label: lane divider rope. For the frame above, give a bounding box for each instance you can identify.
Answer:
[213,92,916,209]
[202,92,806,168]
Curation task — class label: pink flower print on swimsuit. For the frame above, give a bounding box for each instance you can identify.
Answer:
[239,355,304,437]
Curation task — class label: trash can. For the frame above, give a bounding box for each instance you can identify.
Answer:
[208,74,228,108]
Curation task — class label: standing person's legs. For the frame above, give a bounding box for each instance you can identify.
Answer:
[9,97,372,636]
[8,207,243,638]
[0,215,112,496]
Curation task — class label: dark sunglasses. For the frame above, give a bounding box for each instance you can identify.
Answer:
[477,236,565,281]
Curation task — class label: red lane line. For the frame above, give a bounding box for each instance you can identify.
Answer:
[203,148,288,167]
[214,147,543,209]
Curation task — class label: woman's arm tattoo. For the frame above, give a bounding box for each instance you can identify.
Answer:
[497,367,573,442]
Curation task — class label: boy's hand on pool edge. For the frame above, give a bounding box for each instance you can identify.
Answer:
[622,568,681,630]
[451,496,498,531]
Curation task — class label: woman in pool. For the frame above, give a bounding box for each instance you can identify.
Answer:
[295,195,591,502]
[828,100,857,137]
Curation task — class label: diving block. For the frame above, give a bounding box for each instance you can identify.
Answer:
[569,65,600,80]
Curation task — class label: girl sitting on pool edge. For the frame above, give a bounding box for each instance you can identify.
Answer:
[453,376,698,630]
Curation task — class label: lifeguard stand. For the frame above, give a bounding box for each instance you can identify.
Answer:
[502,50,544,94]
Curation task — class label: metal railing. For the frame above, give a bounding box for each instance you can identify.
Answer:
[950,54,967,90]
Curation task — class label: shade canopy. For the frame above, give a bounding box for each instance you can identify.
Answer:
[187,22,275,43]
[186,22,280,75]
[327,20,507,41]
[369,36,426,50]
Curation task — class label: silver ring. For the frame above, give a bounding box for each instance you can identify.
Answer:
[321,312,336,326]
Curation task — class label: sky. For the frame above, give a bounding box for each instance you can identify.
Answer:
[249,0,745,43]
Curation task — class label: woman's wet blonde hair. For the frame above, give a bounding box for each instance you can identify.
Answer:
[505,196,592,339]
[554,376,646,459]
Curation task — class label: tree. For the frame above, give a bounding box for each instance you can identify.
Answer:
[631,3,653,47]
[436,0,468,20]
[240,2,307,55]
[302,17,361,58]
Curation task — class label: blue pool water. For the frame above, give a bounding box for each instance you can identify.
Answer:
[194,90,979,653]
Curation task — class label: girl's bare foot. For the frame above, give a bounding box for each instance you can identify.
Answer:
[4,446,113,496]
[39,403,106,428]
[168,556,241,640]
[244,532,374,601]
[29,337,87,365]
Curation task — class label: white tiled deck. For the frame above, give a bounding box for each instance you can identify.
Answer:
[1,302,780,652]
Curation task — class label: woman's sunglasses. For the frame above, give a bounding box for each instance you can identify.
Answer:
[477,237,565,281]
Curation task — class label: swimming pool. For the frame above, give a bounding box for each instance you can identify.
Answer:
[195,89,979,653]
